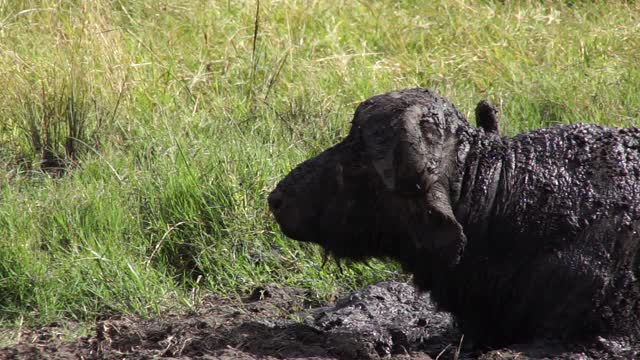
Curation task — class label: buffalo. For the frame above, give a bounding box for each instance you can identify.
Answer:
[268,88,640,347]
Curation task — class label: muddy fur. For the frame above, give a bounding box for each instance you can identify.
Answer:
[269,88,640,347]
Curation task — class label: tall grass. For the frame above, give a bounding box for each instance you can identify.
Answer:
[0,0,639,337]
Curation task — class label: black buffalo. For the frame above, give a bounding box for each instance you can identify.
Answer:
[268,88,640,347]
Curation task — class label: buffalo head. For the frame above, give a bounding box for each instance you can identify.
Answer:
[269,88,471,269]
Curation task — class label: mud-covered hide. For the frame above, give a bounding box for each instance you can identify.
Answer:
[450,123,640,346]
[269,88,640,348]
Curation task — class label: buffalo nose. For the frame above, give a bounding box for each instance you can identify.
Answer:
[268,190,284,212]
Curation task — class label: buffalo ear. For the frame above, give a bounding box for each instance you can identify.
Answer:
[475,100,500,134]
[393,105,445,193]
[420,182,467,267]
[364,104,447,194]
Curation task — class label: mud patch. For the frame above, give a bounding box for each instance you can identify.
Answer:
[1,281,638,359]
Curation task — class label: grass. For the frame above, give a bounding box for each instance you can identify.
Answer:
[0,0,639,343]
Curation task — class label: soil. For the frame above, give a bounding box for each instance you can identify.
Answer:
[1,281,638,359]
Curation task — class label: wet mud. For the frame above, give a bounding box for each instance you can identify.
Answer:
[2,281,638,359]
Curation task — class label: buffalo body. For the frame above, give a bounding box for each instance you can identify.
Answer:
[268,88,640,347]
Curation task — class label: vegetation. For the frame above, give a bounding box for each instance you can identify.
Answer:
[0,0,638,339]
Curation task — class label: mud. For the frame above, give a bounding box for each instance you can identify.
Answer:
[1,281,637,359]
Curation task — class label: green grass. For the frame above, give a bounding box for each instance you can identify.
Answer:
[0,0,639,341]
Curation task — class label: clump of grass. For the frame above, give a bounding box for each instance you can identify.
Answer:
[0,0,129,176]
[7,73,109,176]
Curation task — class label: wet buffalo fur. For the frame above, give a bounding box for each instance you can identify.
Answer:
[268,88,640,347]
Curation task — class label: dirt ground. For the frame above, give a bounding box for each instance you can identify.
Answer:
[1,281,637,359]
